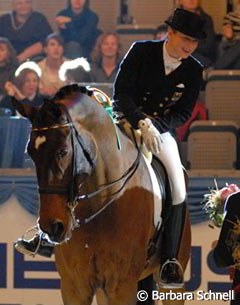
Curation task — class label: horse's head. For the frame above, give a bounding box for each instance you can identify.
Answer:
[15,86,97,242]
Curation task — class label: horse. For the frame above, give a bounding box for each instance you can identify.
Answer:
[14,84,191,305]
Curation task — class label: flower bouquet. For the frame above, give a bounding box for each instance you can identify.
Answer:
[203,180,240,228]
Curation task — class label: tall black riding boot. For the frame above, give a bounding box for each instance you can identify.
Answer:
[159,201,186,288]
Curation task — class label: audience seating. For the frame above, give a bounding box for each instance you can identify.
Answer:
[187,120,238,170]
[116,24,155,54]
[205,70,240,126]
[206,69,240,81]
[0,117,30,168]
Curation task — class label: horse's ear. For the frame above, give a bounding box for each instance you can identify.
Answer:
[12,98,39,122]
[44,100,63,119]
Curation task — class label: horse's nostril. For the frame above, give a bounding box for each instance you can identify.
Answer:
[51,220,64,239]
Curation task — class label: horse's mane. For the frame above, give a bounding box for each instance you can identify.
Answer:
[53,84,93,103]
[57,85,112,130]
[33,85,95,127]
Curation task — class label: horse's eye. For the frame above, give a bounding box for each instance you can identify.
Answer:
[56,148,68,159]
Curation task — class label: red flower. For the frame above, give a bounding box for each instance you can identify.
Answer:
[219,184,240,203]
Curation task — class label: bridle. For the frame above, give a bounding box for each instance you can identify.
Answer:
[32,111,94,200]
[31,104,141,229]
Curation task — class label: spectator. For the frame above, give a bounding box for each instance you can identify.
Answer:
[38,33,68,97]
[154,24,168,41]
[56,0,101,59]
[176,101,207,141]
[212,188,240,304]
[91,32,121,97]
[0,61,44,115]
[0,0,52,63]
[214,1,240,69]
[59,57,92,84]
[229,267,240,305]
[178,0,216,66]
[91,32,121,84]
[0,37,19,99]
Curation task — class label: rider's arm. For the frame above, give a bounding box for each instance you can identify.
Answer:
[113,42,146,129]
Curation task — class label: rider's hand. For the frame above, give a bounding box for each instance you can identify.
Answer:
[138,118,163,154]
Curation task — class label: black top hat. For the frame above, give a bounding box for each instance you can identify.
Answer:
[165,8,206,40]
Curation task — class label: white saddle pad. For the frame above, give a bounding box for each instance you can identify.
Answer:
[142,154,162,228]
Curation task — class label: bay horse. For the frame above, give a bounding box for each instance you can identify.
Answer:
[14,85,191,305]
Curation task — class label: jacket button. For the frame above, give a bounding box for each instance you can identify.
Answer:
[159,103,164,107]
[164,97,169,101]
[153,112,158,116]
[143,97,147,101]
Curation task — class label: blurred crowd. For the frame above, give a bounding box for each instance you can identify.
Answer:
[0,0,122,110]
[0,0,239,121]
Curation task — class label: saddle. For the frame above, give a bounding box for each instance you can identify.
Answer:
[117,119,172,260]
[148,156,172,260]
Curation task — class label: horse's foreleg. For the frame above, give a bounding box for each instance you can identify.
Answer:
[105,281,138,305]
[61,291,94,305]
[95,288,109,305]
[61,280,94,305]
[137,275,155,305]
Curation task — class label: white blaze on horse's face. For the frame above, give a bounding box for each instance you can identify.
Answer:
[35,136,47,150]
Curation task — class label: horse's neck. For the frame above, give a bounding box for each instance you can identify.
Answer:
[71,103,136,189]
[86,129,137,215]
[70,99,132,159]
[95,128,132,179]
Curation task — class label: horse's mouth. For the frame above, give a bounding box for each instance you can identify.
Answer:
[40,220,73,244]
[48,234,64,244]
[48,232,71,244]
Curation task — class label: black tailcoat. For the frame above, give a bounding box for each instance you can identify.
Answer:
[113,40,203,133]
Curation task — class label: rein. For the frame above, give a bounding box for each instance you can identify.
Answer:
[74,130,141,225]
[32,108,141,228]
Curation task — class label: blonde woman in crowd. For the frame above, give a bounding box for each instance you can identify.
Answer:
[91,32,121,84]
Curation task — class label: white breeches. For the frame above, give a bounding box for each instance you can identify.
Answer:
[153,132,186,205]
